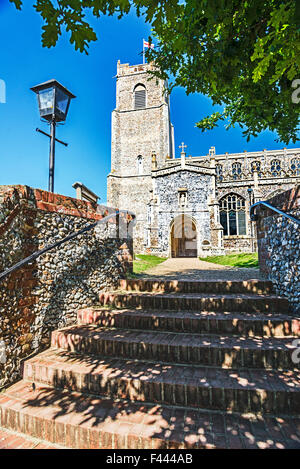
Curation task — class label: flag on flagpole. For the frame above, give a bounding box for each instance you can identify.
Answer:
[143,39,155,49]
[143,39,155,64]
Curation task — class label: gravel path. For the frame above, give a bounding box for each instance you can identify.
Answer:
[142,258,263,281]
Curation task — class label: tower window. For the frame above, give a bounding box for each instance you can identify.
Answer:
[134,84,146,109]
[219,193,246,236]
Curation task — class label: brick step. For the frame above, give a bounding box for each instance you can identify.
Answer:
[0,426,66,449]
[99,292,290,313]
[51,326,299,370]
[1,380,299,449]
[78,307,300,338]
[24,349,300,415]
[119,279,274,295]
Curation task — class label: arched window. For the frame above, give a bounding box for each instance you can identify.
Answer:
[251,160,262,177]
[137,155,143,175]
[290,158,300,176]
[270,159,281,177]
[219,194,246,236]
[232,162,242,180]
[216,164,223,182]
[134,84,146,109]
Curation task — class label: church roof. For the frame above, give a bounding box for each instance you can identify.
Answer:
[152,161,215,178]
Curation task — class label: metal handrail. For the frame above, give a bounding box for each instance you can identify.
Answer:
[250,201,300,226]
[0,209,135,282]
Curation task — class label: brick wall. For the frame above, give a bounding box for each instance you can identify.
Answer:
[256,185,300,312]
[0,185,135,388]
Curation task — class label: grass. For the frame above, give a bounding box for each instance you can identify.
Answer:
[133,254,167,275]
[199,252,259,268]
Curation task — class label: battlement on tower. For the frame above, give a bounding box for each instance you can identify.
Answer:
[117,60,157,77]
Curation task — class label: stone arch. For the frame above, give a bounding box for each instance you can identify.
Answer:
[170,214,198,258]
[218,188,246,201]
[266,189,285,200]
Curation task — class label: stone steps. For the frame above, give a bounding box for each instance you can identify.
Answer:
[1,380,299,449]
[1,277,299,449]
[119,279,275,295]
[99,291,290,313]
[51,326,298,370]
[0,426,66,449]
[78,307,300,338]
[23,349,300,415]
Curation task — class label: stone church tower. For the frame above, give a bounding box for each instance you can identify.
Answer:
[107,60,174,251]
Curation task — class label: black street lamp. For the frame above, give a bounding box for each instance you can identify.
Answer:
[31,79,76,192]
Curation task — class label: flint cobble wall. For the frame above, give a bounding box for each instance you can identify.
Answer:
[256,185,300,312]
[0,185,134,388]
[155,170,213,256]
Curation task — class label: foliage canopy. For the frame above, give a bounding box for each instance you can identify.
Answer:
[10,0,300,144]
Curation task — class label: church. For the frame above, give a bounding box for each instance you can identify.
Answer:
[107,61,300,258]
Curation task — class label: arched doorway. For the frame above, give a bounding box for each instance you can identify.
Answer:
[170,215,197,257]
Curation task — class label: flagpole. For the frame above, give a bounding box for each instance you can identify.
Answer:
[143,39,145,64]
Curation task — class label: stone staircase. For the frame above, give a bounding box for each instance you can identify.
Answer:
[0,278,299,449]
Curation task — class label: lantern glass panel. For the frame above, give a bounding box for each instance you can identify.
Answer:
[55,87,70,118]
[38,88,54,116]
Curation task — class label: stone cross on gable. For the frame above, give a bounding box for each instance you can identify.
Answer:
[179,142,187,154]
[179,142,187,169]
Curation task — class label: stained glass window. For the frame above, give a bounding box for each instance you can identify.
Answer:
[290,158,300,176]
[251,160,262,178]
[216,164,223,182]
[270,159,281,177]
[219,194,247,236]
[232,162,242,180]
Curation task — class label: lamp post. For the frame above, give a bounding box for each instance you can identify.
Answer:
[31,80,76,193]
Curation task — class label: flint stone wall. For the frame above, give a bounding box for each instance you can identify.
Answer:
[0,185,134,388]
[256,185,300,313]
[155,170,213,256]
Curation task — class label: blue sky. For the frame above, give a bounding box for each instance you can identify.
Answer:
[0,1,299,203]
